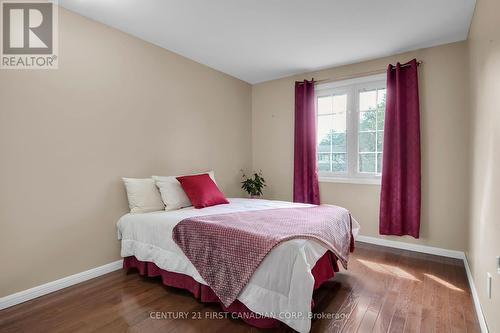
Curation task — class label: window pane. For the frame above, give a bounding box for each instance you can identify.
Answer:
[377,131,384,151]
[359,153,376,173]
[377,89,386,110]
[332,153,347,172]
[359,132,376,152]
[332,111,347,133]
[332,94,347,113]
[377,110,385,130]
[360,90,377,111]
[331,132,346,152]
[317,153,331,172]
[377,153,383,174]
[317,96,333,115]
[317,114,333,153]
[359,111,376,131]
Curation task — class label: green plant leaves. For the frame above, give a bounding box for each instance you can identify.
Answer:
[241,171,266,196]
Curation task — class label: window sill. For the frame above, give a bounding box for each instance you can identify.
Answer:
[318,177,381,185]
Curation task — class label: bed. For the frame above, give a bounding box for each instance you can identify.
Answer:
[117,198,359,332]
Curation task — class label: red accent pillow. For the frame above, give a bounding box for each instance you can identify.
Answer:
[176,173,229,209]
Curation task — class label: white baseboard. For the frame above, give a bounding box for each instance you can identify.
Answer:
[356,235,465,259]
[463,254,489,333]
[0,259,123,310]
[356,234,488,332]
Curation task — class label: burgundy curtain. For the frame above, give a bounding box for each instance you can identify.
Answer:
[379,59,421,238]
[293,80,320,205]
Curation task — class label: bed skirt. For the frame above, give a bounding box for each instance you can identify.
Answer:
[123,251,340,329]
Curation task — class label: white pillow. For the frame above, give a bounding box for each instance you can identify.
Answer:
[122,178,165,214]
[153,171,216,211]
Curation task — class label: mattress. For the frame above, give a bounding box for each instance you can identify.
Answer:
[117,198,359,332]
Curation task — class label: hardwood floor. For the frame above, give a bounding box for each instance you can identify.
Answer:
[0,242,480,333]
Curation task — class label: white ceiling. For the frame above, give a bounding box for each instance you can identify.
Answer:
[59,0,476,84]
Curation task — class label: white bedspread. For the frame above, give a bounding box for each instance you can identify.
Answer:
[117,198,359,333]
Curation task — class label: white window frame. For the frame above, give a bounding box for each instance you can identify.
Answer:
[315,73,386,185]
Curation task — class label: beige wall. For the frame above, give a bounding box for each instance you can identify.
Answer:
[0,9,252,297]
[467,0,500,330]
[252,42,470,251]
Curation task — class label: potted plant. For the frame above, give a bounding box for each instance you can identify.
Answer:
[241,171,266,198]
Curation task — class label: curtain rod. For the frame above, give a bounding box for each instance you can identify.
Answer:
[297,60,422,85]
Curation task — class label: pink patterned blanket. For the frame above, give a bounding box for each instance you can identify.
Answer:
[172,205,354,307]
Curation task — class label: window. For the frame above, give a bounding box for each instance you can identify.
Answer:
[316,74,386,184]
